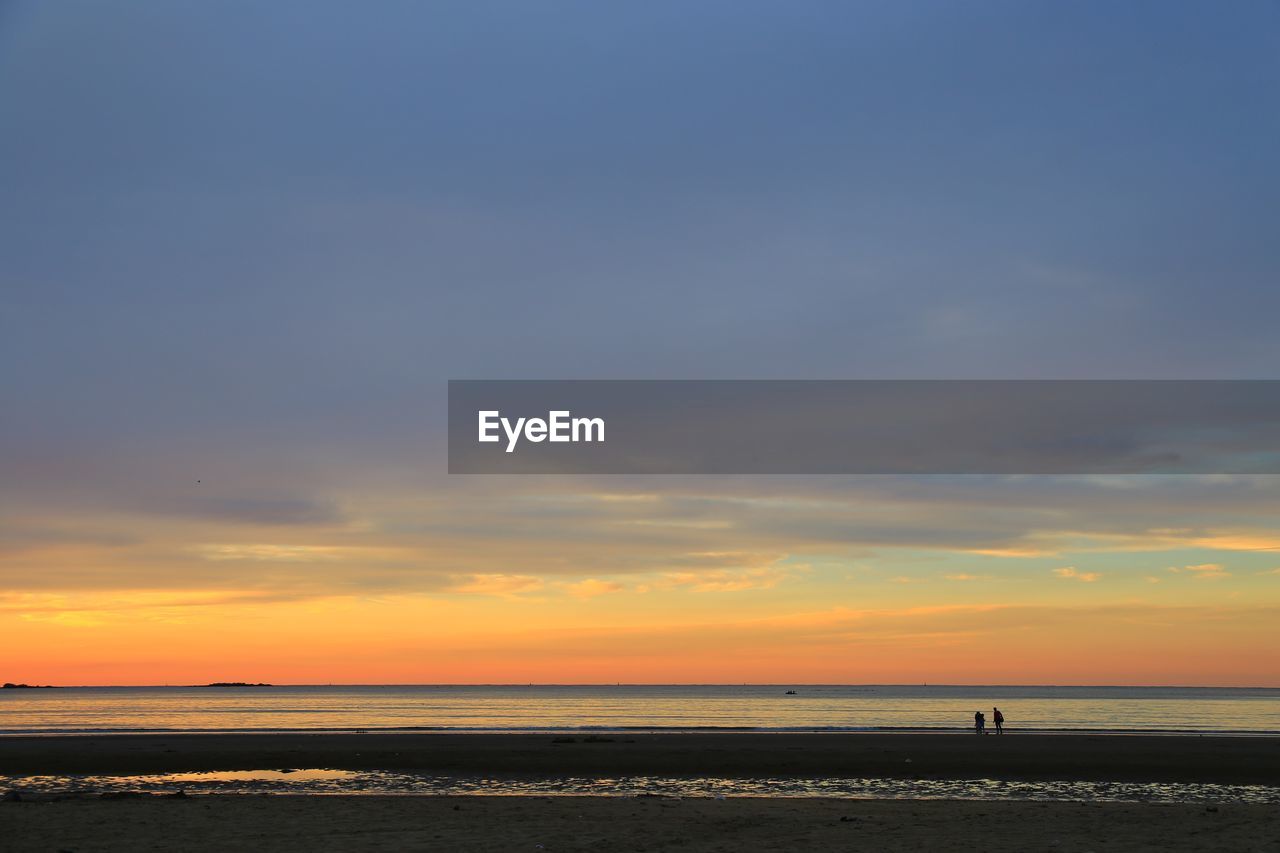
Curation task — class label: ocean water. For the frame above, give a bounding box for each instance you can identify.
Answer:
[2,684,1278,735]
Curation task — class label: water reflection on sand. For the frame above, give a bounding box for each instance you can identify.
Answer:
[4,770,1279,804]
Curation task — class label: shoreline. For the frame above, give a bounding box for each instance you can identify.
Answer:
[4,732,1279,785]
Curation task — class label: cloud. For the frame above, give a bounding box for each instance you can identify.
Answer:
[662,551,788,569]
[446,574,544,597]
[0,527,140,555]
[6,476,1280,601]
[195,544,344,562]
[564,579,625,599]
[656,568,787,592]
[19,611,107,628]
[1171,563,1232,580]
[944,573,993,582]
[151,497,348,528]
[1053,566,1101,582]
[1,589,327,628]
[1187,534,1280,552]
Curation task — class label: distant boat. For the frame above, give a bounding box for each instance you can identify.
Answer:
[205,682,272,688]
[785,690,797,695]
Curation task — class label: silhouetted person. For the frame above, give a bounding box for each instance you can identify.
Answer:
[993,707,1004,734]
[974,710,985,734]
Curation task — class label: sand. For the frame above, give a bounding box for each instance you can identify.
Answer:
[2,795,1277,852]
[4,734,1277,851]
[2,732,1278,784]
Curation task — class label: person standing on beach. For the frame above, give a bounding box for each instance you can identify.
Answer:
[974,711,985,734]
[993,707,1004,734]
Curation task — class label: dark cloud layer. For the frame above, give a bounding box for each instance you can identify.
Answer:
[1,2,1278,597]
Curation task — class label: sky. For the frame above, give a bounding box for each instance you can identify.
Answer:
[2,1,1279,685]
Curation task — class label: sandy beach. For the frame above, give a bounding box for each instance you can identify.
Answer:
[4,733,1277,850]
[3,794,1277,852]
[2,732,1278,784]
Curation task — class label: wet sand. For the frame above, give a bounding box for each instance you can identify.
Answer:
[3,795,1276,852]
[2,732,1278,784]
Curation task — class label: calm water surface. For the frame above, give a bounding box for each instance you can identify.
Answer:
[3,685,1277,734]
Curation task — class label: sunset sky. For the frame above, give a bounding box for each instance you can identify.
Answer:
[2,1,1279,686]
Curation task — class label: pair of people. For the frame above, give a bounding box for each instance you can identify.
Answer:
[974,707,1005,734]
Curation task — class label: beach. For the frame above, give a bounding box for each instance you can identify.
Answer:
[3,732,1278,784]
[3,733,1278,850]
[4,795,1277,852]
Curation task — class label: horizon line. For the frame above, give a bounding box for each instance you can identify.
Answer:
[9,682,1279,690]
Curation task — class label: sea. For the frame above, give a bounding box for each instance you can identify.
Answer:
[4,685,1279,801]
[3,684,1277,735]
